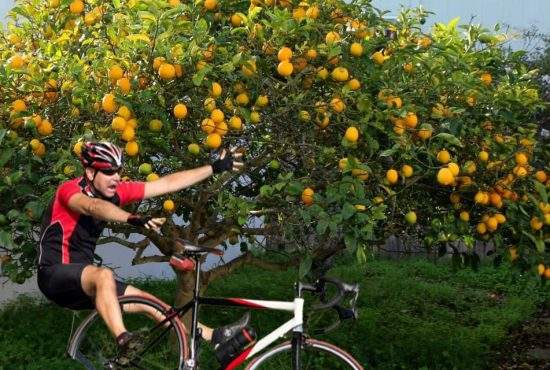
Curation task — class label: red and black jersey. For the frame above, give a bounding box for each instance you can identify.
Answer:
[38,177,145,267]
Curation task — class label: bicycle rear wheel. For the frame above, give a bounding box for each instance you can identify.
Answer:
[68,295,188,370]
[245,338,363,370]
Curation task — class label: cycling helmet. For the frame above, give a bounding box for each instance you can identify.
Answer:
[80,141,123,170]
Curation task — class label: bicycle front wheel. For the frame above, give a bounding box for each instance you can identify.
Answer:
[68,295,188,370]
[245,338,363,370]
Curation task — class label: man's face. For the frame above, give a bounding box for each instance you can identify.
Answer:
[85,167,121,198]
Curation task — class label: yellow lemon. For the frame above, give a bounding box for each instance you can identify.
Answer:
[173,103,188,119]
[437,149,451,164]
[149,119,163,132]
[344,127,359,142]
[125,141,139,156]
[277,60,293,77]
[401,165,413,178]
[301,187,314,205]
[386,169,399,185]
[163,199,175,212]
[350,42,363,57]
[205,133,222,149]
[437,168,454,186]
[188,143,200,155]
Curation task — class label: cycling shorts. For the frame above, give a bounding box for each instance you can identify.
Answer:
[37,263,127,310]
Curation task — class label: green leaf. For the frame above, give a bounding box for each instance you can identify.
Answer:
[356,246,367,264]
[0,129,6,145]
[447,17,460,30]
[270,182,284,192]
[344,233,357,251]
[232,52,243,65]
[316,219,328,235]
[341,202,356,220]
[433,133,463,147]
[379,144,399,157]
[25,201,44,220]
[535,239,545,253]
[534,181,548,203]
[299,255,312,278]
[138,11,157,22]
[237,216,247,225]
[300,209,311,223]
[356,97,372,113]
[259,185,273,197]
[0,148,15,167]
[522,231,537,245]
[327,45,342,59]
[328,221,338,234]
[192,65,212,86]
[126,34,151,43]
[0,230,15,249]
[220,62,235,73]
[286,182,302,196]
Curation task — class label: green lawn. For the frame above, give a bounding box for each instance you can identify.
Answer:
[0,258,548,369]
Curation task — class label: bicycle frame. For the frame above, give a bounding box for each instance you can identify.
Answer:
[161,258,305,370]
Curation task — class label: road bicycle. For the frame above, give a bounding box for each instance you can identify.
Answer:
[67,238,364,369]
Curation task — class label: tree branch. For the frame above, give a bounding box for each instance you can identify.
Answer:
[132,255,169,265]
[201,252,298,286]
[97,236,150,250]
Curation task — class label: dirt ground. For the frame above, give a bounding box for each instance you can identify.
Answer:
[492,307,550,369]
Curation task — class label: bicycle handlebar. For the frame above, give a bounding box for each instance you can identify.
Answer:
[298,277,360,335]
[298,277,359,312]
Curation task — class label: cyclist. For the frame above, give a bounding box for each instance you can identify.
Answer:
[37,141,247,361]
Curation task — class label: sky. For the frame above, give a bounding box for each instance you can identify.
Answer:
[0,0,14,25]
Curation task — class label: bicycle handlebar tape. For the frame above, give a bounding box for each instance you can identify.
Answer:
[215,326,257,368]
[127,214,149,227]
[169,255,196,272]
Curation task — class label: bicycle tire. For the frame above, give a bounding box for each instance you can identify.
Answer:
[68,295,188,370]
[245,338,364,370]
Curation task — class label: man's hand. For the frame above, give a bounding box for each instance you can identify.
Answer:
[211,147,244,174]
[127,214,166,231]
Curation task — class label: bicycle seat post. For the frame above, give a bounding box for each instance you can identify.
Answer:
[188,256,202,365]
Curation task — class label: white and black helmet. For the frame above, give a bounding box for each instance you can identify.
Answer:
[80,141,123,170]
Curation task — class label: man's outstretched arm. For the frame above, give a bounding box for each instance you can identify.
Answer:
[142,148,244,199]
[67,193,164,230]
[143,165,213,199]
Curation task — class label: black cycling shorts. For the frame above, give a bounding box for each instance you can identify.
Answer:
[37,263,127,310]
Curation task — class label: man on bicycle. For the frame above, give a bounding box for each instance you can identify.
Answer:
[37,141,247,361]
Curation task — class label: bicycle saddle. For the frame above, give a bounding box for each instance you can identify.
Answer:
[174,238,224,256]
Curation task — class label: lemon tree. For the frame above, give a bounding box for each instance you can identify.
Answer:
[0,0,548,289]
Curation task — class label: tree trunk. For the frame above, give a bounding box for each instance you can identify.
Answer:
[174,269,198,331]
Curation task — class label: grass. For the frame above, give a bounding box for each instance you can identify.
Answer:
[0,258,548,369]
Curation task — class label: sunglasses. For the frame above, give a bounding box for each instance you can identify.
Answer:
[99,168,121,176]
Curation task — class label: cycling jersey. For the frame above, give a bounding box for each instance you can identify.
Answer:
[37,177,145,267]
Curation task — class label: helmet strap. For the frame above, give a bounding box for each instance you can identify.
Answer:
[86,169,110,199]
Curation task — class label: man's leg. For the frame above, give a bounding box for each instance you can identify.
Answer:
[122,285,214,340]
[80,268,238,345]
[81,265,126,338]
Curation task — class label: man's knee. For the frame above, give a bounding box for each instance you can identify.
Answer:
[82,266,115,295]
